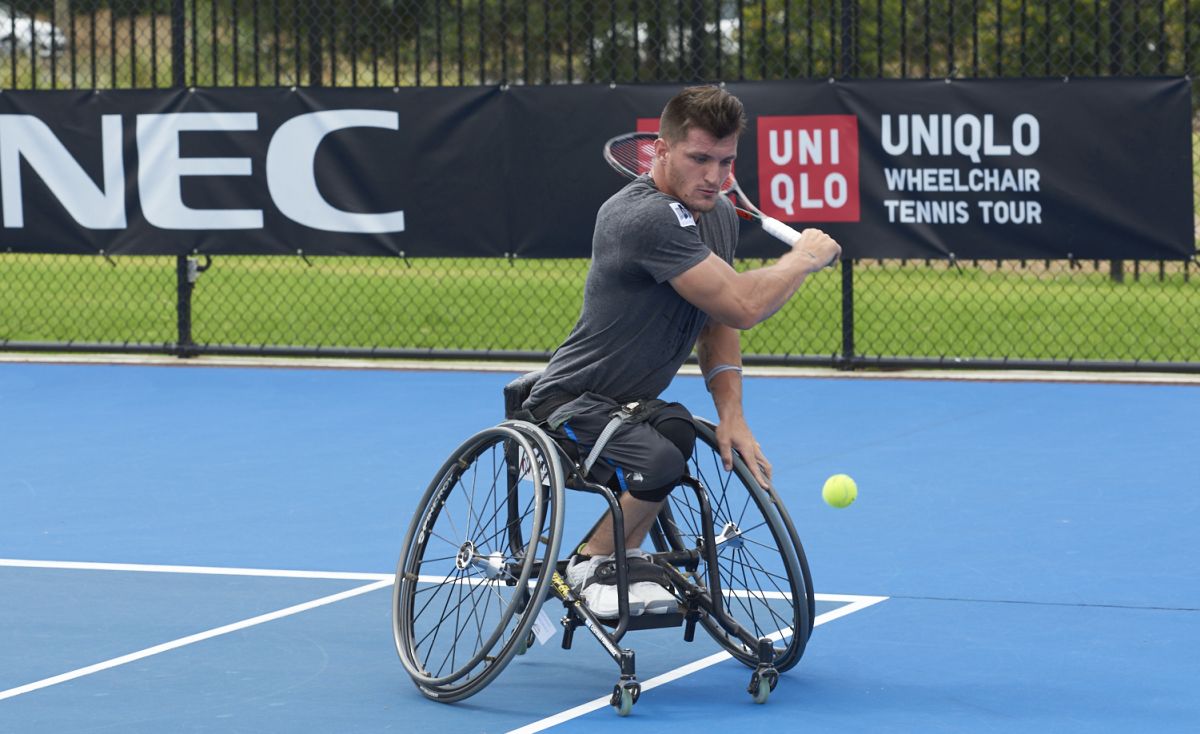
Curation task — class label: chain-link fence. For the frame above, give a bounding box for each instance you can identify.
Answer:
[1,1,1197,370]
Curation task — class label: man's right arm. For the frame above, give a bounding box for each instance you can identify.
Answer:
[669,228,841,330]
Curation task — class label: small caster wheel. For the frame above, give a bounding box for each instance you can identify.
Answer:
[610,680,640,716]
[748,668,778,704]
[751,677,771,704]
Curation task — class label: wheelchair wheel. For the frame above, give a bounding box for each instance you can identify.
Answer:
[393,422,565,702]
[651,417,814,673]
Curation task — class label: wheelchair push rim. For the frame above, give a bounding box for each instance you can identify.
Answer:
[393,423,564,695]
[652,417,814,673]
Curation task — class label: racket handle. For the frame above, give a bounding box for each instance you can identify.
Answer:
[761,217,801,247]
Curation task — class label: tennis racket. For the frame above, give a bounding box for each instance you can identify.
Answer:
[602,131,803,247]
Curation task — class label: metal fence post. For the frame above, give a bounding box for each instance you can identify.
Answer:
[1108,0,1125,283]
[171,0,186,87]
[839,1,857,370]
[688,0,706,81]
[171,0,194,357]
[840,260,856,370]
[175,256,197,357]
[307,0,324,86]
[840,0,856,77]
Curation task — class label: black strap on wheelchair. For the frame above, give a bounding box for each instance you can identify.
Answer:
[581,399,671,476]
[584,556,672,588]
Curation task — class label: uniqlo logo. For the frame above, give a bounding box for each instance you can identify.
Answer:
[757,115,860,222]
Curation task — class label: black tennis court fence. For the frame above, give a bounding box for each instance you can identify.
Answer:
[0,1,1196,372]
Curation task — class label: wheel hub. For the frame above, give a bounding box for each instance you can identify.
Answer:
[715,522,745,552]
[455,541,506,579]
[455,541,477,570]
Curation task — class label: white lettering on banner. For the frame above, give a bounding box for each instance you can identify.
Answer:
[881,113,1040,162]
[977,200,1043,224]
[768,128,841,166]
[0,110,407,233]
[266,110,405,233]
[137,112,263,230]
[760,118,857,218]
[883,200,972,224]
[880,112,1043,229]
[882,199,1043,225]
[769,172,850,214]
[882,168,1040,193]
[0,114,126,229]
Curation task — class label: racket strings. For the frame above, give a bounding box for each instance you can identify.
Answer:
[604,131,762,221]
[604,135,658,178]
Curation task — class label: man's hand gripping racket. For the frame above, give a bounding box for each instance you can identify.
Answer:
[603,132,840,267]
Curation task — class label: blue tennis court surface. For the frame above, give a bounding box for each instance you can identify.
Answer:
[1,360,1197,732]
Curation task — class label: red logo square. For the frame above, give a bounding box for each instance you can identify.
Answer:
[757,115,859,222]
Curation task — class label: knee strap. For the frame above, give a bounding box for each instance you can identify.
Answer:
[656,416,696,462]
[623,416,695,501]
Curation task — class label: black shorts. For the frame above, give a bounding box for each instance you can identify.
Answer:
[540,393,693,493]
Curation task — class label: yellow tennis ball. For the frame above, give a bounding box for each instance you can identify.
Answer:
[822,474,857,508]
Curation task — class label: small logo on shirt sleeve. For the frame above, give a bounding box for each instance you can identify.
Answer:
[668,202,696,228]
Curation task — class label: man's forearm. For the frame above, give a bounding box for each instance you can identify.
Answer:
[697,323,746,419]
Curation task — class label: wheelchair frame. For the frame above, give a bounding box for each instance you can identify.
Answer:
[392,373,814,715]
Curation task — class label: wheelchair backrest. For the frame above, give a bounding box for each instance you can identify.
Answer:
[503,370,544,420]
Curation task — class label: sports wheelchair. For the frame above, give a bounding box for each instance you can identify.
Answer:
[392,371,815,715]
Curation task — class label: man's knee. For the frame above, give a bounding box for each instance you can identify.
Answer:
[625,416,695,502]
[655,415,696,462]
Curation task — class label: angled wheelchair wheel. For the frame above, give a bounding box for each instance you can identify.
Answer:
[393,422,565,702]
[651,417,814,673]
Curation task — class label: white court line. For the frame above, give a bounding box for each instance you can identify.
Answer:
[0,564,393,702]
[0,558,391,581]
[504,593,889,734]
[0,559,886,719]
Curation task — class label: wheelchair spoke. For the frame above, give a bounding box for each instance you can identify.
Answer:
[649,419,811,674]
[468,488,537,556]
[720,552,791,643]
[740,565,795,635]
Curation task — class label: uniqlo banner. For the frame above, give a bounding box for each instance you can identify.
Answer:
[0,79,1191,259]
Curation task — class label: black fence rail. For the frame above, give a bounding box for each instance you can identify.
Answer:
[0,1,1197,372]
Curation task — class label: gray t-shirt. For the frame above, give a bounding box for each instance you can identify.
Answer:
[526,175,739,412]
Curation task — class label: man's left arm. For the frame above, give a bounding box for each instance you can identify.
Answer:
[696,320,772,488]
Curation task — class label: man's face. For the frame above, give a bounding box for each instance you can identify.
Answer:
[654,127,738,215]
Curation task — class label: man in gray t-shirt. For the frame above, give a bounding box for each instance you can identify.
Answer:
[527,86,841,618]
[527,173,738,410]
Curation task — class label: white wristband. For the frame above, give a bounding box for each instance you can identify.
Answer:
[704,363,743,391]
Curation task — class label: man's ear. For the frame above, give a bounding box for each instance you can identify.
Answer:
[653,136,669,163]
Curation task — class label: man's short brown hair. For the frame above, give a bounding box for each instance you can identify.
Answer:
[659,85,746,142]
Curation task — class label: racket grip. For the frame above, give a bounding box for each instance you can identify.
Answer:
[761,217,801,247]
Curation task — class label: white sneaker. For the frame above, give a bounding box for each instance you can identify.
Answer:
[565,554,644,618]
[626,548,679,615]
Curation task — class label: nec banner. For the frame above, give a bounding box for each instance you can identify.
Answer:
[0,79,1190,259]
